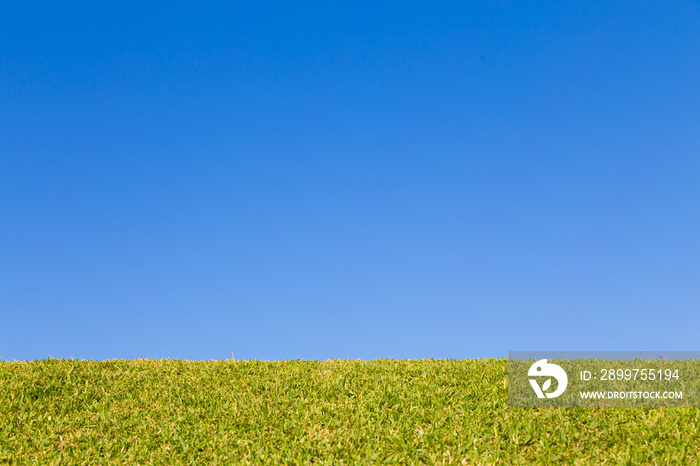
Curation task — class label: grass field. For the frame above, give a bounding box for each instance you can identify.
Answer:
[1,358,699,464]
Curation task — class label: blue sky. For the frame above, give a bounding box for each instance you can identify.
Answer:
[2,1,699,361]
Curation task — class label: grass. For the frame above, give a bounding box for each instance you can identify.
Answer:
[1,358,699,464]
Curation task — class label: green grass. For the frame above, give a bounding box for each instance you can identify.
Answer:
[1,358,698,464]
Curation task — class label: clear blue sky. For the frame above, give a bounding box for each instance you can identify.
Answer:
[2,1,699,361]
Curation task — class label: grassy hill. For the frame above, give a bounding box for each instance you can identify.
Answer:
[1,358,698,464]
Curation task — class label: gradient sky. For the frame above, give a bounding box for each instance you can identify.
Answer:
[2,1,699,361]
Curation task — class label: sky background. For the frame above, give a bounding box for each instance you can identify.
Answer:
[2,1,699,361]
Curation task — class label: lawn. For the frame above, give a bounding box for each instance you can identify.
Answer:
[1,358,698,464]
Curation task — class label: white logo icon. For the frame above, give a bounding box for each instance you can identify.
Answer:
[528,359,568,398]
